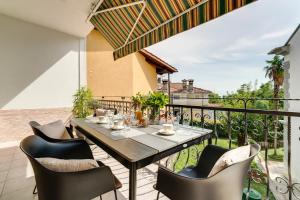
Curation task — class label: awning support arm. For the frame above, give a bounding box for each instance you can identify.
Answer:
[86,0,105,22]
[124,1,147,46]
[94,1,145,15]
[88,0,147,48]
[115,0,210,51]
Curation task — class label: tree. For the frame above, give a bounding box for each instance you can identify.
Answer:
[264,55,284,155]
[208,93,222,104]
[212,82,284,146]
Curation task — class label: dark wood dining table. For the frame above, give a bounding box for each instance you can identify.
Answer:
[71,118,213,200]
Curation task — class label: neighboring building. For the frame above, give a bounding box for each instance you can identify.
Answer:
[158,79,212,106]
[86,30,177,100]
[269,24,300,182]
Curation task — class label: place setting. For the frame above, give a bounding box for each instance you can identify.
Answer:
[157,124,176,136]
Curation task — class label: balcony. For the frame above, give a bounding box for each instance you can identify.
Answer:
[0,97,300,200]
[95,97,300,200]
[0,1,298,199]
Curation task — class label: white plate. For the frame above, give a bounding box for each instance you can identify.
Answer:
[86,115,94,120]
[89,118,99,123]
[111,126,125,130]
[97,120,108,124]
[158,129,175,136]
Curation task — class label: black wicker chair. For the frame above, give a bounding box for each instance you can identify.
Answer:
[20,135,121,200]
[155,144,260,200]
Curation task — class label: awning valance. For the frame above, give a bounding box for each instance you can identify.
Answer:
[89,0,256,60]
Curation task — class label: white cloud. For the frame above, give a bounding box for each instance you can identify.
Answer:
[224,37,259,52]
[261,28,293,40]
[177,56,213,65]
[146,0,300,95]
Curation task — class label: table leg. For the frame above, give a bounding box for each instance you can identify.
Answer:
[129,164,137,200]
[208,137,212,145]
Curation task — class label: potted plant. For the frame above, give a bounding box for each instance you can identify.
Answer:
[72,87,93,118]
[132,92,148,121]
[131,92,144,111]
[145,92,169,124]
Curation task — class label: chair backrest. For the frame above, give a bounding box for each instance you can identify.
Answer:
[29,121,68,142]
[29,121,52,141]
[199,143,260,200]
[20,134,49,159]
[20,135,95,200]
[157,144,260,200]
[20,135,93,160]
[201,144,260,200]
[196,145,228,177]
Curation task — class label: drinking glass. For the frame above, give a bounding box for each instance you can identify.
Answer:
[182,118,190,128]
[172,113,180,130]
[130,112,138,127]
[106,110,114,128]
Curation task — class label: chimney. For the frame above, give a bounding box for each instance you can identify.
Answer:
[188,79,194,93]
[157,77,162,84]
[182,79,187,92]
[162,79,168,92]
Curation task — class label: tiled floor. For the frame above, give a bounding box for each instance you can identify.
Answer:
[0,108,72,143]
[0,142,168,200]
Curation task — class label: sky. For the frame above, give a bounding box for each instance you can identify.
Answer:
[146,0,300,95]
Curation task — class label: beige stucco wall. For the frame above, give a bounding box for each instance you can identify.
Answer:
[86,30,157,99]
[132,53,157,95]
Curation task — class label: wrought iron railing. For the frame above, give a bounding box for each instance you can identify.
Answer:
[95,97,300,200]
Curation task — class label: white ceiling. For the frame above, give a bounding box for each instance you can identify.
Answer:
[0,0,95,37]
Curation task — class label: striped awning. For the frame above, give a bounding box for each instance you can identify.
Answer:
[89,0,257,60]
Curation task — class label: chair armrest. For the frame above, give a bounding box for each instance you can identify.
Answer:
[38,166,117,200]
[45,139,94,159]
[156,166,208,200]
[65,126,74,138]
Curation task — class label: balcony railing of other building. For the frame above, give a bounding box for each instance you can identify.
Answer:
[95,97,300,200]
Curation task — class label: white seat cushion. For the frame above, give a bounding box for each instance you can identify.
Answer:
[36,120,71,139]
[208,145,251,177]
[36,157,99,172]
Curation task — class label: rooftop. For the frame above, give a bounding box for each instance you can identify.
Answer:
[139,50,178,74]
[158,82,212,94]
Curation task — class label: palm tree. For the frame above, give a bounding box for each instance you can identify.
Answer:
[264,55,284,155]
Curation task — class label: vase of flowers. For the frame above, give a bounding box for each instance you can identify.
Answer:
[145,92,169,125]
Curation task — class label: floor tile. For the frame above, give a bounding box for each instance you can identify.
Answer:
[0,164,10,173]
[0,172,7,183]
[10,158,28,169]
[2,176,35,195]
[0,185,38,200]
[0,156,12,165]
[0,181,4,196]
[0,148,15,157]
[6,166,32,180]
